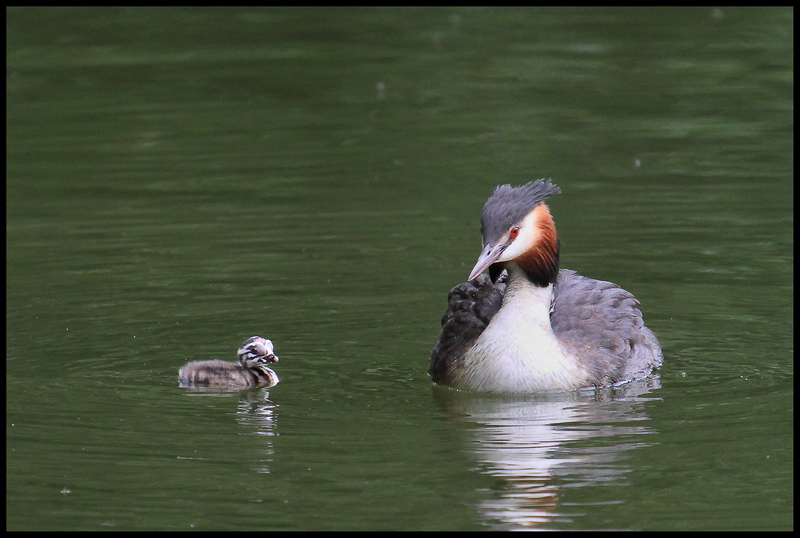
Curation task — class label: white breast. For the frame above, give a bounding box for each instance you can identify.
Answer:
[453,274,588,392]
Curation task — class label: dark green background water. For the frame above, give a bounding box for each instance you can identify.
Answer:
[7,7,792,530]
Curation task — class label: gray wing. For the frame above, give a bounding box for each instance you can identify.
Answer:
[552,269,663,385]
[429,272,505,385]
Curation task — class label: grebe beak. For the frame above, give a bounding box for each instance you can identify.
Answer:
[468,242,505,281]
[258,353,279,364]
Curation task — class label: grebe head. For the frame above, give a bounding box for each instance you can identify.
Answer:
[238,336,279,369]
[468,179,561,287]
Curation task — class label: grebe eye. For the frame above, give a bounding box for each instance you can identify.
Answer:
[509,227,520,239]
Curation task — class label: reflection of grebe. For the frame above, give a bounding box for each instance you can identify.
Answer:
[179,336,279,388]
[432,380,661,529]
[430,180,662,392]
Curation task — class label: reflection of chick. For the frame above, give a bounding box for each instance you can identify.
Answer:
[179,336,279,388]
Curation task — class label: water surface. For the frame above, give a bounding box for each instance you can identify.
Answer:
[7,7,793,530]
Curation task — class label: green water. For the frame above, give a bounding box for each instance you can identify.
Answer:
[7,7,792,530]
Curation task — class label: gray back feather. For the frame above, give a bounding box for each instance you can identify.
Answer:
[552,269,662,385]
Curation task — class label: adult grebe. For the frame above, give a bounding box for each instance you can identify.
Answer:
[179,336,280,388]
[430,179,662,393]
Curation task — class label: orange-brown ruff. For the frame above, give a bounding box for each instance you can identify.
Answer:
[430,179,662,393]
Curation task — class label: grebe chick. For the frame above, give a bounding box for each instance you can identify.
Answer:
[179,336,280,388]
[430,179,663,393]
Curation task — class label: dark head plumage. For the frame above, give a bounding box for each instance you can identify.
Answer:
[481,179,560,244]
